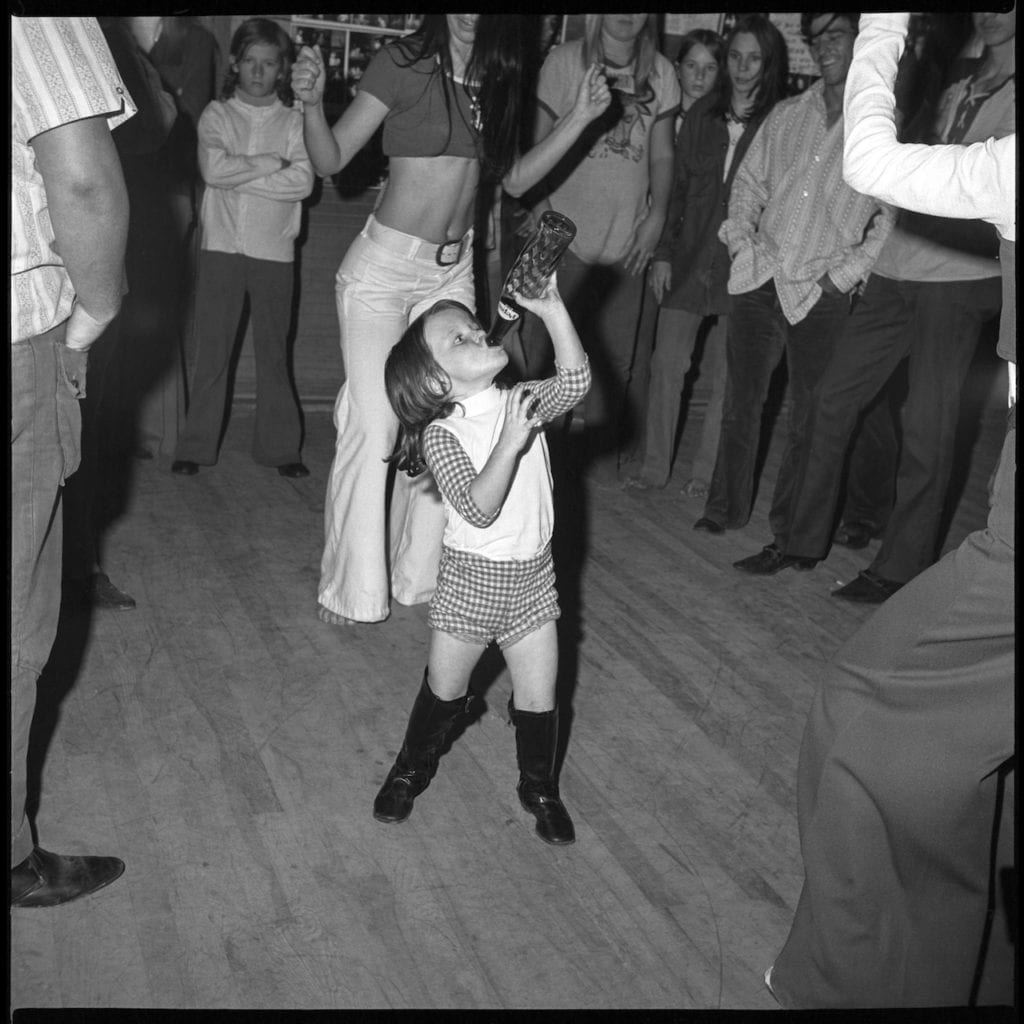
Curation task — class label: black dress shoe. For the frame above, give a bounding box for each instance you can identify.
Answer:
[693,516,725,534]
[832,521,878,550]
[733,543,817,575]
[171,460,198,475]
[831,570,904,603]
[66,572,136,610]
[10,847,124,908]
[277,462,310,478]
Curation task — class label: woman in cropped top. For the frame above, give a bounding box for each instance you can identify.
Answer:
[292,14,610,625]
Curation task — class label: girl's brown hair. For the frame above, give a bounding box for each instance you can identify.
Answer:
[384,301,472,476]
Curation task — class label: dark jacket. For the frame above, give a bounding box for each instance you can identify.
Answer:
[652,92,765,316]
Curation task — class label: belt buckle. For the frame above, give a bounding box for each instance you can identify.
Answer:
[435,238,463,267]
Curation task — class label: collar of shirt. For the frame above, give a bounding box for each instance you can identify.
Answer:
[455,384,503,417]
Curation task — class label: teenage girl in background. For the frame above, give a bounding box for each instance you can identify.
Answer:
[172,18,313,477]
[627,15,787,497]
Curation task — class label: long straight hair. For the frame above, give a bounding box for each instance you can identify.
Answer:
[384,300,470,477]
[391,15,524,181]
[582,14,661,94]
[710,14,788,124]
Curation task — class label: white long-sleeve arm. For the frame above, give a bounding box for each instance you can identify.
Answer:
[843,12,1015,241]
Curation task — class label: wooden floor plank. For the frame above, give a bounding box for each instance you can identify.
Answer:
[10,348,1005,1011]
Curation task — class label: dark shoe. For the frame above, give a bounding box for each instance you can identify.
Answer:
[733,543,817,575]
[509,699,576,846]
[373,671,471,824]
[171,460,198,475]
[831,570,904,604]
[86,572,136,610]
[10,847,124,908]
[832,521,878,550]
[693,516,724,535]
[277,462,310,478]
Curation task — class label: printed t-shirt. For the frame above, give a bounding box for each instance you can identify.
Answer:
[536,40,680,265]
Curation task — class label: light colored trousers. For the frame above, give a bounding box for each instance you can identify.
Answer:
[639,308,727,487]
[319,216,474,622]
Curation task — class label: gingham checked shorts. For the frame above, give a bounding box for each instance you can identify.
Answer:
[428,543,560,649]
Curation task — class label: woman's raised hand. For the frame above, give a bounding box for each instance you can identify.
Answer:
[571,63,613,126]
[292,45,326,106]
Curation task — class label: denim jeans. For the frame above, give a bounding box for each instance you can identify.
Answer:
[637,308,727,487]
[11,325,86,864]
[704,281,850,532]
[319,216,475,623]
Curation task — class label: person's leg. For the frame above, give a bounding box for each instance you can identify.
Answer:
[10,330,124,908]
[619,278,661,468]
[838,380,901,543]
[504,620,574,844]
[320,223,473,622]
[61,321,119,581]
[584,263,647,452]
[173,251,246,466]
[389,247,476,607]
[246,257,302,467]
[783,275,911,560]
[685,313,728,495]
[373,629,481,824]
[11,333,69,866]
[126,182,186,457]
[771,424,1015,1008]
[767,291,851,545]
[631,307,704,488]
[869,276,1003,584]
[701,284,785,529]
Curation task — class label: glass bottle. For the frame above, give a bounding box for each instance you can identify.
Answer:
[486,211,576,347]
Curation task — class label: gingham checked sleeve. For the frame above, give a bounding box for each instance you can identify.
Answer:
[422,361,590,528]
[526,359,591,423]
[423,427,495,528]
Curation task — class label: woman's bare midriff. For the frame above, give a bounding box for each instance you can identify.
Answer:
[373,155,481,244]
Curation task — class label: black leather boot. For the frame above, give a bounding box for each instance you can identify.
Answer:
[373,671,470,823]
[509,697,576,845]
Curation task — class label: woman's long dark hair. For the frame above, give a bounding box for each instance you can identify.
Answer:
[384,300,469,477]
[391,15,524,181]
[710,14,788,124]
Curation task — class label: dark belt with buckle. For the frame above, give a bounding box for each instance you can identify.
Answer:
[435,238,466,267]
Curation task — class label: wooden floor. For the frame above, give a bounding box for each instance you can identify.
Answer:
[10,352,1008,1012]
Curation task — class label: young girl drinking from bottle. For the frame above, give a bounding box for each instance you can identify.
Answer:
[172,18,313,478]
[374,275,589,845]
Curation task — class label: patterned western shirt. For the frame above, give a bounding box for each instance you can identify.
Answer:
[11,16,136,344]
[719,79,895,325]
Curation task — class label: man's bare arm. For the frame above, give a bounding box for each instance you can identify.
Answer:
[30,114,129,350]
